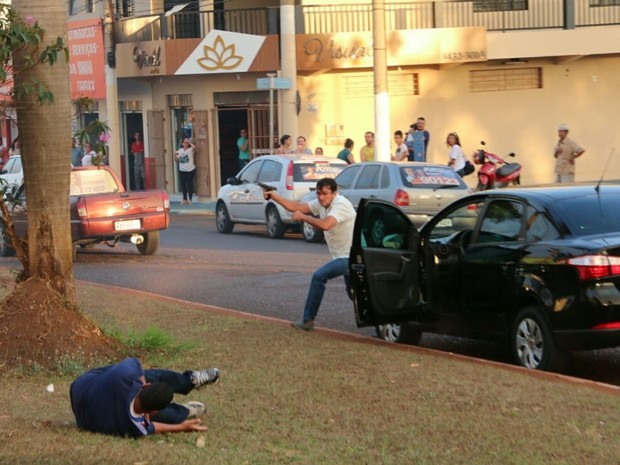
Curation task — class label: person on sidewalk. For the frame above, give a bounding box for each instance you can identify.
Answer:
[175,138,196,204]
[237,129,250,170]
[70,357,220,437]
[263,178,356,331]
[132,132,146,190]
[554,124,585,183]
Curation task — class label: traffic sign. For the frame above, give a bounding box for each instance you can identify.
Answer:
[256,77,292,90]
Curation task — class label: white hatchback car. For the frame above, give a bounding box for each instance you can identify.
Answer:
[0,155,23,193]
[215,154,347,238]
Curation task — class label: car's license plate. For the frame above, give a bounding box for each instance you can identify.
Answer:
[115,219,141,231]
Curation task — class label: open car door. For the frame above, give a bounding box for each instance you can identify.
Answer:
[349,199,422,327]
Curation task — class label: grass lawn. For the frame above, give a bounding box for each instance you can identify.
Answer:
[1,280,619,465]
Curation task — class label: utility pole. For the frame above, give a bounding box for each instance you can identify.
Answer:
[279,0,298,139]
[373,0,390,161]
[104,0,122,174]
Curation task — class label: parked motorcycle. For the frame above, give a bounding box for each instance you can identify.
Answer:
[472,141,522,191]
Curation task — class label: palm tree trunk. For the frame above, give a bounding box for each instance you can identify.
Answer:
[11,0,76,304]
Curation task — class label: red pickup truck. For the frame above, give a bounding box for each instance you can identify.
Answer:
[1,165,170,257]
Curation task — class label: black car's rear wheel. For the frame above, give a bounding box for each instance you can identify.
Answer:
[375,323,421,345]
[510,306,565,371]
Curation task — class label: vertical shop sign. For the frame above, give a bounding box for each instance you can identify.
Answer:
[68,19,106,100]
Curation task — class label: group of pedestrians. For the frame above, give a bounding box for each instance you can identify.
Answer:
[333,119,430,165]
[71,138,99,168]
[442,123,585,182]
[334,131,375,164]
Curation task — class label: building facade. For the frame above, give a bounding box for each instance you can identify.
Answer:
[69,0,620,198]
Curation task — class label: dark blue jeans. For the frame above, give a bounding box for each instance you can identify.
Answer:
[145,368,194,424]
[302,257,352,322]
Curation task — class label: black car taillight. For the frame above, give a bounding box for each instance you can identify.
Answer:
[567,255,620,280]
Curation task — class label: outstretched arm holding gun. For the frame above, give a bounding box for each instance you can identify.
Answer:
[261,183,337,232]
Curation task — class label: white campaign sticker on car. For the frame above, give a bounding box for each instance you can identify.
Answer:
[114,219,141,231]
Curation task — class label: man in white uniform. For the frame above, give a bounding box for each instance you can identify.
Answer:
[264,178,356,331]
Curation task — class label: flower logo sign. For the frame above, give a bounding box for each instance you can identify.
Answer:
[198,35,242,71]
[175,30,265,75]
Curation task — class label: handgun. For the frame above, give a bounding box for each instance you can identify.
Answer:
[257,181,276,192]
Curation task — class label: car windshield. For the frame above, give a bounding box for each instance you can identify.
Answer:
[400,165,465,188]
[294,161,344,182]
[70,169,120,195]
[557,194,620,236]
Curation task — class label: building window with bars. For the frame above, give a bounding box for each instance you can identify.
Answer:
[473,0,528,12]
[469,68,542,93]
[590,0,620,6]
[342,74,419,98]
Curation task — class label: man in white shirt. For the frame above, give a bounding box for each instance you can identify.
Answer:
[264,178,356,331]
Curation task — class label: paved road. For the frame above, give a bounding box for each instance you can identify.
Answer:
[2,213,619,385]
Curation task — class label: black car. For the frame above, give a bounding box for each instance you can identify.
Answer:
[349,185,620,371]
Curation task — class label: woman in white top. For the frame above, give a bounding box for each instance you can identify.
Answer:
[175,138,196,204]
[446,132,466,176]
[81,143,97,167]
[8,137,20,157]
[275,135,294,154]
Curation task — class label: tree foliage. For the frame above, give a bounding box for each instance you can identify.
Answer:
[0,4,67,108]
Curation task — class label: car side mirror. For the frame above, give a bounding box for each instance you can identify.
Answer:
[0,169,6,174]
[226,177,239,185]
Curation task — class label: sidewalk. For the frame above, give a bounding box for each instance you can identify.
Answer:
[169,200,215,216]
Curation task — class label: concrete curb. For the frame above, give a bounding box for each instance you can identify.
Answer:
[169,202,215,216]
[81,280,620,396]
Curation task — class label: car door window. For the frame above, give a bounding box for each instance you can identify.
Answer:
[335,165,361,189]
[355,165,381,190]
[525,205,560,241]
[476,200,524,243]
[428,201,484,242]
[239,160,262,183]
[380,166,390,189]
[361,202,411,250]
[10,157,22,174]
[257,160,281,183]
[3,158,14,173]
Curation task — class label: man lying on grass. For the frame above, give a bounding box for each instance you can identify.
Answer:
[70,357,220,437]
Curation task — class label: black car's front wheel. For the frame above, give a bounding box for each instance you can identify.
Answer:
[510,306,565,371]
[375,323,421,345]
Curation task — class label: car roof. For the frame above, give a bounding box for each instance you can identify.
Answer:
[341,161,456,170]
[257,154,347,164]
[473,184,620,202]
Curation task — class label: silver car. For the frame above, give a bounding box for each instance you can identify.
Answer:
[215,154,347,238]
[301,162,471,242]
[0,155,23,194]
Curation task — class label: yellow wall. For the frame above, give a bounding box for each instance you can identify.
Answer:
[296,55,620,186]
